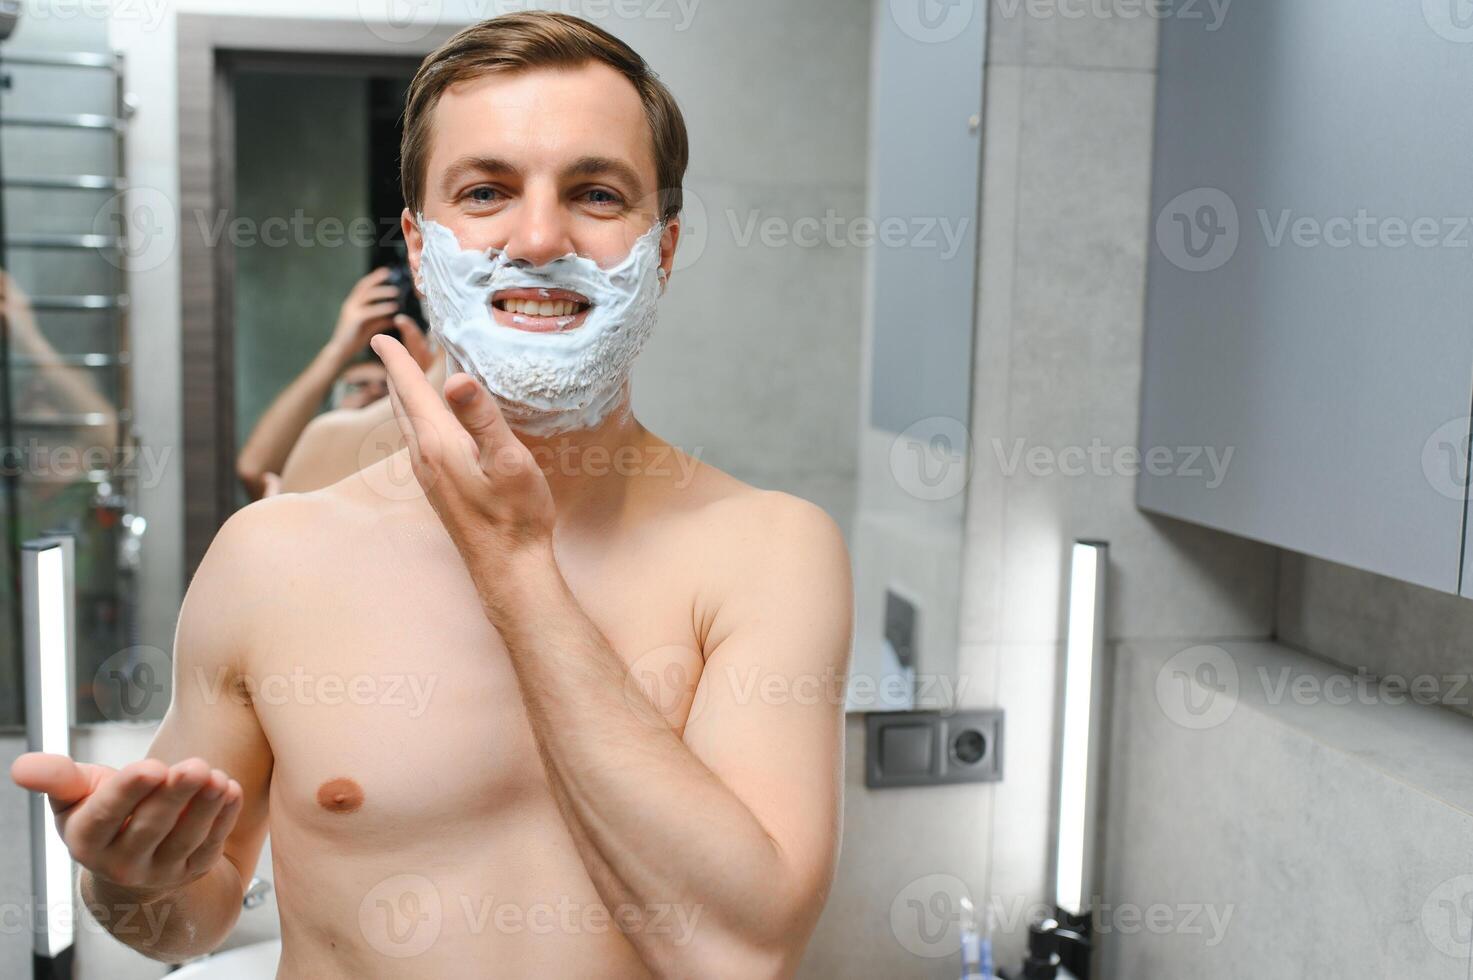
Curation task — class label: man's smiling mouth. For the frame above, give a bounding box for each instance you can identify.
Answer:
[490,287,592,333]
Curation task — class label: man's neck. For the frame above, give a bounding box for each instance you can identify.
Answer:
[509,384,651,533]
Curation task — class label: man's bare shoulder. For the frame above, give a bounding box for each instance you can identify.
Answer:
[712,488,849,578]
[211,452,419,573]
[279,398,403,494]
[663,459,852,675]
[306,398,396,441]
[657,447,850,584]
[180,492,360,657]
[202,487,365,581]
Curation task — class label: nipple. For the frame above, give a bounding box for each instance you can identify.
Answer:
[316,777,365,814]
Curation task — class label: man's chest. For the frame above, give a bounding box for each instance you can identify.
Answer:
[244,541,707,841]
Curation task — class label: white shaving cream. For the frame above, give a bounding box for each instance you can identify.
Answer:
[413,214,665,435]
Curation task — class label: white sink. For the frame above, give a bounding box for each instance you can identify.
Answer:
[170,939,281,979]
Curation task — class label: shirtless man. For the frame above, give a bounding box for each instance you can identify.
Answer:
[10,12,852,978]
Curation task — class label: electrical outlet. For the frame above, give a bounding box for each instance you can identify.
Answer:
[864,709,1004,788]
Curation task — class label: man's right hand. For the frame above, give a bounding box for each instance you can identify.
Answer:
[327,267,400,361]
[327,267,434,371]
[11,752,243,899]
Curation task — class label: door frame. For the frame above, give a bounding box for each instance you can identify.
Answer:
[177,14,453,578]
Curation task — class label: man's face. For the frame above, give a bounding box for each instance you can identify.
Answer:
[335,362,389,410]
[402,61,680,334]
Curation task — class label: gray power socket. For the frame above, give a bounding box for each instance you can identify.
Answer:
[864,709,1004,789]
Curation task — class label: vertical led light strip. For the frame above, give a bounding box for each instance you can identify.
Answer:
[1055,540,1108,917]
[23,537,75,962]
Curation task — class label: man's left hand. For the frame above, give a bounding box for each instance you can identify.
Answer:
[371,334,557,565]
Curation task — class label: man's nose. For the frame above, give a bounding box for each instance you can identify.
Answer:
[500,186,576,267]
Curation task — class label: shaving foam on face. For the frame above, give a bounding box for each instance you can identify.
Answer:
[413,214,665,436]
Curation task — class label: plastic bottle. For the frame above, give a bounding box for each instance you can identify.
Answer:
[959,895,995,980]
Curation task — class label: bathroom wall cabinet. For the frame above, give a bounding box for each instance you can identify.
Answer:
[1137,0,1473,595]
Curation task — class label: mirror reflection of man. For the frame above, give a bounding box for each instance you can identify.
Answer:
[1,270,120,490]
[13,13,853,978]
[234,267,434,499]
[330,358,389,411]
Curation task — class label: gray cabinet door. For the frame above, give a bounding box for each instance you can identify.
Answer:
[1138,0,1473,594]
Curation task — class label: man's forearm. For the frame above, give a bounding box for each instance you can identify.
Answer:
[476,548,798,976]
[235,348,344,494]
[80,856,245,964]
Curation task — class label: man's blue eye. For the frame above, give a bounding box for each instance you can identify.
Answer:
[588,189,620,205]
[468,187,497,203]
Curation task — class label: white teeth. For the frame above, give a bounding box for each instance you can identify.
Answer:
[499,298,585,317]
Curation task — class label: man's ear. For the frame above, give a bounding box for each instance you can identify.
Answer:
[401,207,424,296]
[658,215,681,294]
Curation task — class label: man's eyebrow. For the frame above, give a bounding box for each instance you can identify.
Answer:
[562,156,645,194]
[439,156,519,194]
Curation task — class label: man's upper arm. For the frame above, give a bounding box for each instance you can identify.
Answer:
[681,492,854,906]
[145,503,278,892]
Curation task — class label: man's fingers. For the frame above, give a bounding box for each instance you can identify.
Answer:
[11,752,95,811]
[354,267,391,294]
[445,373,511,452]
[114,758,212,855]
[64,759,170,852]
[396,315,434,370]
[383,371,418,458]
[372,334,439,415]
[372,333,453,459]
[154,768,230,864]
[357,301,400,324]
[185,781,244,876]
[354,282,397,305]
